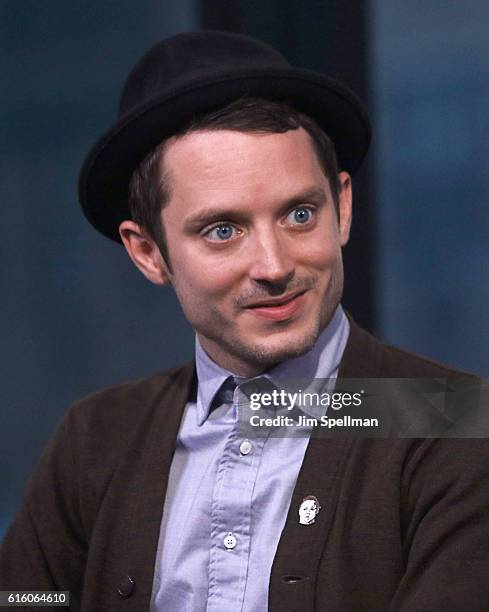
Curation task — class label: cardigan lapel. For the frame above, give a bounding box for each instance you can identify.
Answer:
[268,319,383,611]
[337,317,384,379]
[101,362,197,611]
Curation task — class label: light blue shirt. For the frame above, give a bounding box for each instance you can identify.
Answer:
[151,306,350,611]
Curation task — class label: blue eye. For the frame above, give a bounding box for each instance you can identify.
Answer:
[207,224,236,241]
[287,207,313,225]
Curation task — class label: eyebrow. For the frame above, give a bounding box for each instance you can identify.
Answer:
[183,187,328,232]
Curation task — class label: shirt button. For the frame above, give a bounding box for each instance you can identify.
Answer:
[223,532,237,549]
[239,439,253,455]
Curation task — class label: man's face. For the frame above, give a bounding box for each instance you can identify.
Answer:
[150,128,351,376]
[299,499,318,524]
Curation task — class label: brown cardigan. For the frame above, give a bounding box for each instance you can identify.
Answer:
[1,321,488,611]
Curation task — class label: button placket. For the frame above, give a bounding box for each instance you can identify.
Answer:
[208,391,268,612]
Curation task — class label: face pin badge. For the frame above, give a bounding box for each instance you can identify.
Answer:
[299,495,322,525]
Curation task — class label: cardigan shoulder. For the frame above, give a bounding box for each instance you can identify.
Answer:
[377,339,476,379]
[63,360,196,507]
[342,317,478,380]
[65,361,196,438]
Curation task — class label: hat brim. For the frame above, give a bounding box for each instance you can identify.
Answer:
[79,67,371,243]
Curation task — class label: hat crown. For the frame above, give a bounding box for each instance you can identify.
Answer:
[119,31,289,116]
[80,30,371,243]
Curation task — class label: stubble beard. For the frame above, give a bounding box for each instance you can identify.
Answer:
[221,320,322,370]
[197,266,344,373]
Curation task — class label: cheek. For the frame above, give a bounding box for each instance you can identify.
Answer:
[295,221,342,264]
[171,257,238,304]
[298,240,341,271]
[177,240,244,281]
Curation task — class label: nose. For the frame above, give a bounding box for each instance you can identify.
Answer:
[248,229,294,289]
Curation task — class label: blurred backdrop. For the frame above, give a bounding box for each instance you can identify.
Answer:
[1,0,488,537]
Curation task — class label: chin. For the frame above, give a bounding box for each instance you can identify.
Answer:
[233,327,320,369]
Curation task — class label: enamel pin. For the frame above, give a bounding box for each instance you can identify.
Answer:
[298,495,321,525]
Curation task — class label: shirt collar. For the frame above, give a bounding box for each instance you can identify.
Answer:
[194,339,242,426]
[195,305,350,425]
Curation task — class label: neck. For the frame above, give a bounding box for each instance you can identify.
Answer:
[197,336,270,378]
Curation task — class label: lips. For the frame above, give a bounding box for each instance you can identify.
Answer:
[246,290,307,321]
[247,290,305,308]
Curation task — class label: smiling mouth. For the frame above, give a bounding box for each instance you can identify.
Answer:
[245,290,308,321]
[246,290,307,309]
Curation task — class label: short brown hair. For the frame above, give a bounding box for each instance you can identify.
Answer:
[127,97,341,266]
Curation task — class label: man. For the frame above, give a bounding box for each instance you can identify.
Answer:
[1,31,488,611]
[298,496,321,526]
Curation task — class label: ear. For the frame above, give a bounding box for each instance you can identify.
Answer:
[119,220,171,285]
[337,171,352,247]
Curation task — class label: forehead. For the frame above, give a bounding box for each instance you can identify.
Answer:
[161,128,329,210]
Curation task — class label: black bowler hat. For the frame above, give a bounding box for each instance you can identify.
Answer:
[78,30,371,243]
